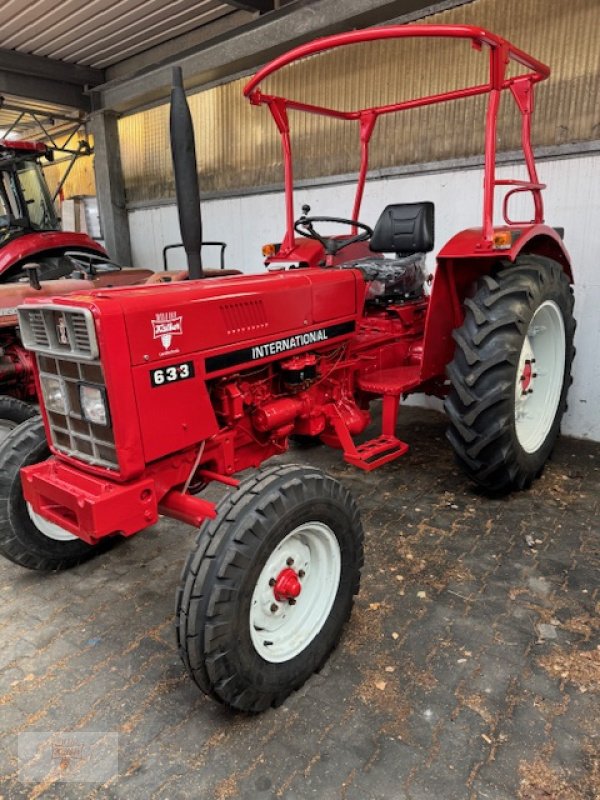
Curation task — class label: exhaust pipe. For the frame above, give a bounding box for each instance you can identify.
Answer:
[170,66,203,280]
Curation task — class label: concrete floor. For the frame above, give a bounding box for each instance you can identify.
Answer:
[0,407,598,800]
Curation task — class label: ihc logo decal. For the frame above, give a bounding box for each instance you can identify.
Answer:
[56,315,69,346]
[152,311,183,350]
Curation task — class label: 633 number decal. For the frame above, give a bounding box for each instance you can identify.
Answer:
[150,361,195,387]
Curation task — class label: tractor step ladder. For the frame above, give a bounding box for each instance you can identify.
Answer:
[331,365,421,471]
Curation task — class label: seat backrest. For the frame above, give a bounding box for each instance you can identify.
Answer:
[369,202,434,254]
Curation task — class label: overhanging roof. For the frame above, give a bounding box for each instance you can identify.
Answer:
[0,0,272,122]
[0,0,466,129]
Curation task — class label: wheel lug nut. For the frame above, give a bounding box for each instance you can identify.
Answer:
[286,557,294,566]
[270,603,278,613]
[298,570,305,578]
[288,598,296,606]
[269,578,276,586]
[528,388,534,394]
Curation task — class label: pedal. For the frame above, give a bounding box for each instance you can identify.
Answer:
[343,435,409,471]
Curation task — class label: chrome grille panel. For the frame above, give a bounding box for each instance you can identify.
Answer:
[70,314,94,355]
[25,309,50,348]
[18,305,98,360]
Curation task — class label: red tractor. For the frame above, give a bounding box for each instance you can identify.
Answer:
[0,139,165,434]
[0,26,575,712]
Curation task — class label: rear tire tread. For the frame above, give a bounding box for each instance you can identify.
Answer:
[444,255,575,493]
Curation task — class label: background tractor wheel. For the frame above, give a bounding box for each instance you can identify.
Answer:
[445,255,575,494]
[176,464,364,712]
[0,417,110,570]
[0,396,38,443]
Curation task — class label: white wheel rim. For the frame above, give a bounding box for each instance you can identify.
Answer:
[250,522,341,663]
[514,300,566,453]
[27,502,78,542]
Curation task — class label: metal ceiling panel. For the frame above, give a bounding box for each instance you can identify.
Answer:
[0,0,234,68]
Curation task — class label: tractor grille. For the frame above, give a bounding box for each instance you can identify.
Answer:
[18,305,98,360]
[17,305,117,470]
[24,309,50,348]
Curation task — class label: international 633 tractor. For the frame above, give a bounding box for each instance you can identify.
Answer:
[0,26,575,712]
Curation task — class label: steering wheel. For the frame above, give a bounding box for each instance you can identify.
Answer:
[294,213,373,255]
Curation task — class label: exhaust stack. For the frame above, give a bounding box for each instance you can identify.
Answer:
[170,66,203,280]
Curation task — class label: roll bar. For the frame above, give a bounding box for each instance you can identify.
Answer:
[243,25,550,250]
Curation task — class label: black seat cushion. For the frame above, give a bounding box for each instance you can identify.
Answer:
[369,202,434,254]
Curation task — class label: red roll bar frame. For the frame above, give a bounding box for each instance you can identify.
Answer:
[243,25,550,252]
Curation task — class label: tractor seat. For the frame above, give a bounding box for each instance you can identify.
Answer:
[341,202,434,305]
[369,201,434,257]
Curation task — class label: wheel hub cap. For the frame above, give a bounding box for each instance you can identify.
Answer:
[520,359,534,393]
[273,567,302,602]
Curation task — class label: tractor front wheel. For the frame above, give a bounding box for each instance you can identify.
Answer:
[445,256,575,493]
[176,464,364,712]
[0,417,109,570]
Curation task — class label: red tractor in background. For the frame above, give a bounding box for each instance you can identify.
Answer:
[0,26,575,713]
[0,139,160,433]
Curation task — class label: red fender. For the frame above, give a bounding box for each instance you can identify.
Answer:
[0,232,107,278]
[420,225,573,381]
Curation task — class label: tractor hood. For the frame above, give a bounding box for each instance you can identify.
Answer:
[89,269,363,370]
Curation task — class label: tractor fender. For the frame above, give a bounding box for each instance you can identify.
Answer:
[437,225,572,279]
[420,225,573,381]
[0,232,107,279]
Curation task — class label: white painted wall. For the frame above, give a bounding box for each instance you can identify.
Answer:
[128,153,600,441]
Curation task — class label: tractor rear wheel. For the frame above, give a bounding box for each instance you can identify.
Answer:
[0,417,108,570]
[176,464,364,712]
[445,255,575,493]
[0,396,38,443]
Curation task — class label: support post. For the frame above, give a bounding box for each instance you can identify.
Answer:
[89,110,132,266]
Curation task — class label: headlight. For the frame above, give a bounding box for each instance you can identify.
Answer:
[40,376,67,414]
[79,384,109,426]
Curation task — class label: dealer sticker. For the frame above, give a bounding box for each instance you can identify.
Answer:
[151,311,183,350]
[150,360,195,387]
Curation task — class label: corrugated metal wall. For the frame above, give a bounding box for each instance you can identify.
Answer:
[42,136,97,200]
[119,0,599,204]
